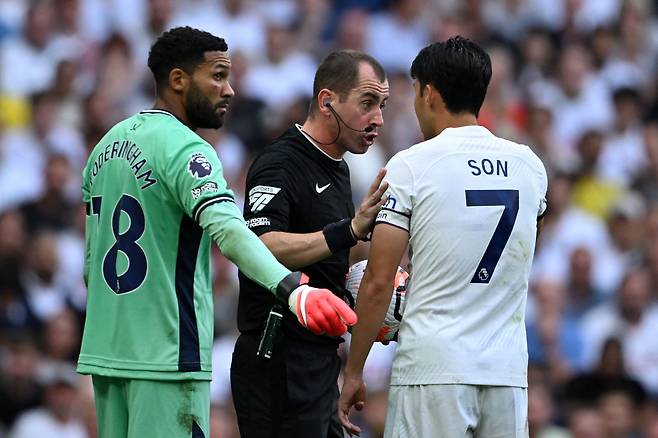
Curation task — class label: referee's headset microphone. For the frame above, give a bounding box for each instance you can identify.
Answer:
[303,99,375,146]
[324,99,375,133]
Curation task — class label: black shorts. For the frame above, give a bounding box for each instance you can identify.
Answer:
[230,332,343,438]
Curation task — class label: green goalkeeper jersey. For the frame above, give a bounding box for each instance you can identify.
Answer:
[77,109,288,380]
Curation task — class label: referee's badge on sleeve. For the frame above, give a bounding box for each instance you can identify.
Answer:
[248,185,281,212]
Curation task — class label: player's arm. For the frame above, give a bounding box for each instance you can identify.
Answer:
[260,168,388,269]
[339,223,409,436]
[536,185,547,240]
[537,217,545,240]
[347,224,409,369]
[536,158,548,241]
[199,201,287,291]
[199,193,357,336]
[339,153,412,435]
[166,141,356,336]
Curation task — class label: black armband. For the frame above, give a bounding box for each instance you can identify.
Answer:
[323,218,358,253]
[275,271,304,302]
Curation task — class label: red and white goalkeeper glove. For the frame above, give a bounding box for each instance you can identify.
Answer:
[276,272,357,336]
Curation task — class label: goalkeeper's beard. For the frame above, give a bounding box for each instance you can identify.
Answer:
[186,81,226,130]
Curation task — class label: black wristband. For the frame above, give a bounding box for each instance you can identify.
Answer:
[275,271,304,302]
[323,218,358,253]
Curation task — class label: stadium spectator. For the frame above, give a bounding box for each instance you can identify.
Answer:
[563,337,647,410]
[597,386,647,438]
[597,87,648,187]
[19,154,76,233]
[631,122,658,202]
[19,231,75,324]
[0,210,26,291]
[2,91,86,206]
[8,362,86,438]
[242,13,317,111]
[0,334,43,431]
[570,130,623,219]
[517,27,556,99]
[221,51,269,158]
[49,60,84,130]
[563,247,605,319]
[0,0,62,97]
[523,104,559,168]
[94,33,144,116]
[526,279,582,381]
[528,379,570,438]
[532,172,609,285]
[594,192,648,295]
[333,8,368,51]
[215,0,266,61]
[40,309,81,364]
[580,267,658,393]
[364,0,429,72]
[565,406,606,438]
[478,44,527,142]
[530,42,614,164]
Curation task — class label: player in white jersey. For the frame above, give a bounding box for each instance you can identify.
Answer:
[338,37,548,438]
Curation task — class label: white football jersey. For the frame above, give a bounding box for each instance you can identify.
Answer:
[376,125,547,388]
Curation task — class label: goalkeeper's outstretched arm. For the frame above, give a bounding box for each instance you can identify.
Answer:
[199,202,357,337]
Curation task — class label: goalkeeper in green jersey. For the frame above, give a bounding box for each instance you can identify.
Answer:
[77,26,357,438]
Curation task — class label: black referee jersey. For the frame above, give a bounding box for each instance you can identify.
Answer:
[237,125,355,346]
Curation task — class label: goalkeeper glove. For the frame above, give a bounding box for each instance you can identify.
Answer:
[276,272,357,336]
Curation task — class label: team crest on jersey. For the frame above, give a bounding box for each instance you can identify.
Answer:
[188,153,212,178]
[478,268,489,282]
[383,194,397,209]
[248,185,281,212]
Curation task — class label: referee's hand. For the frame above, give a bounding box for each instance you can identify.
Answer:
[351,168,388,240]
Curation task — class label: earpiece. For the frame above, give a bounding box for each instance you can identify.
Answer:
[321,97,376,136]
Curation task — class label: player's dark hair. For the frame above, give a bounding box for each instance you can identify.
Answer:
[410,36,492,117]
[148,26,228,94]
[310,50,386,116]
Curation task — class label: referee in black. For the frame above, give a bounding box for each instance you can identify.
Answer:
[231,50,390,438]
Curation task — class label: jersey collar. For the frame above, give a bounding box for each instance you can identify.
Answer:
[439,125,493,137]
[140,109,196,132]
[140,109,175,117]
[295,124,342,163]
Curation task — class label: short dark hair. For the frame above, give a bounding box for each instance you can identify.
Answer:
[148,26,228,93]
[410,36,492,117]
[310,50,386,115]
[612,87,640,106]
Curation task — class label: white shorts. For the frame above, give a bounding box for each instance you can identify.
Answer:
[384,384,528,438]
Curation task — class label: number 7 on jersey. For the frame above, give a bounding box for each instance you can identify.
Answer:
[465,190,519,284]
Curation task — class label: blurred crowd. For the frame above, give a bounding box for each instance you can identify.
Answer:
[1,0,658,437]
